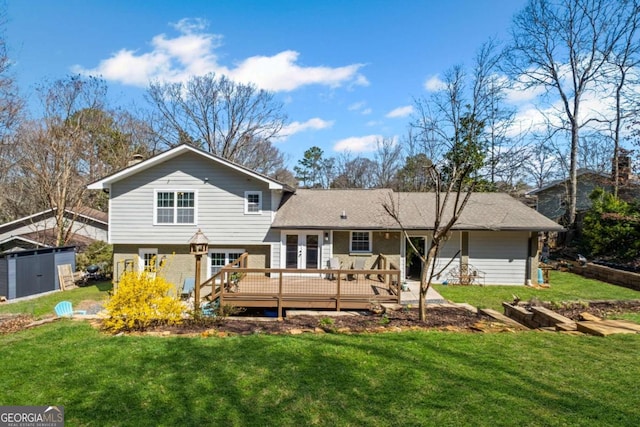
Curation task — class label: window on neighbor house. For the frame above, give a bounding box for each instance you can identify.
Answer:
[245,191,262,214]
[155,191,196,224]
[350,231,371,253]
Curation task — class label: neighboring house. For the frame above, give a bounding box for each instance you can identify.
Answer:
[89,144,563,290]
[527,168,640,222]
[526,170,611,222]
[0,207,108,253]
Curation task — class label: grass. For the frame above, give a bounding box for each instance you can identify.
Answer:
[1,322,639,426]
[0,281,112,317]
[1,272,640,425]
[433,271,640,311]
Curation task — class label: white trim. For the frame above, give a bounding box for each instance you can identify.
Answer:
[244,191,263,215]
[138,248,158,272]
[88,144,285,190]
[280,230,322,273]
[207,248,245,281]
[350,231,372,253]
[153,189,198,225]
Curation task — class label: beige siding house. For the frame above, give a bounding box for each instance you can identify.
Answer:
[89,144,564,288]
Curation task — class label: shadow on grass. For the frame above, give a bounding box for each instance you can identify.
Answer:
[2,323,640,426]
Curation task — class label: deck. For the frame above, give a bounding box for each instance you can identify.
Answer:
[203,267,402,317]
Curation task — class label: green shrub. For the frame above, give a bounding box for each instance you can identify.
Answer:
[581,188,640,261]
[76,241,113,275]
[103,270,184,333]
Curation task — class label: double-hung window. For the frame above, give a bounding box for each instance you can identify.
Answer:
[350,231,371,253]
[209,250,245,282]
[155,190,196,224]
[244,191,262,214]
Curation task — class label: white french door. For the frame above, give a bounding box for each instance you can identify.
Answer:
[283,232,321,270]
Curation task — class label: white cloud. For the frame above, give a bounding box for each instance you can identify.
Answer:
[333,135,382,153]
[386,105,413,118]
[424,74,446,92]
[348,101,372,115]
[73,18,368,92]
[278,118,334,140]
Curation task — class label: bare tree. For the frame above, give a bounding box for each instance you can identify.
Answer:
[331,154,376,188]
[505,0,639,228]
[0,5,24,221]
[146,73,288,175]
[373,137,402,188]
[606,1,640,195]
[14,76,111,245]
[384,143,481,321]
[524,138,563,188]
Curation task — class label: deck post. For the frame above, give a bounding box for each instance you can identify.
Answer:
[336,270,341,312]
[219,270,225,307]
[277,271,283,319]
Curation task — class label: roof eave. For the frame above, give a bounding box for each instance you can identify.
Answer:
[87,145,286,191]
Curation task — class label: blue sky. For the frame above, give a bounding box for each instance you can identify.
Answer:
[6,0,529,166]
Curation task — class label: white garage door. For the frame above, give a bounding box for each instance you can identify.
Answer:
[469,231,528,285]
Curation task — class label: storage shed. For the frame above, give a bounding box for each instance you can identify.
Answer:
[0,246,76,300]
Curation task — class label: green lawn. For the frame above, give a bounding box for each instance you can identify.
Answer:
[1,322,639,426]
[0,281,112,317]
[434,271,640,311]
[2,272,640,425]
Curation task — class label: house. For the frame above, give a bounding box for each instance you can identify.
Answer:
[526,169,612,222]
[88,144,563,299]
[0,207,108,253]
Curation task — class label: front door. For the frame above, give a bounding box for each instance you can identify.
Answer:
[284,233,320,270]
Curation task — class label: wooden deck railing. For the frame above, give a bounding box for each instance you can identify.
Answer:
[215,266,401,318]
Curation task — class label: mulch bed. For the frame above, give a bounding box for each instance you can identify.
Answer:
[145,306,496,335]
[541,300,640,321]
[3,300,640,336]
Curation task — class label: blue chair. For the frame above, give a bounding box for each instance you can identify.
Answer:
[181,278,195,299]
[54,301,87,317]
[201,299,219,317]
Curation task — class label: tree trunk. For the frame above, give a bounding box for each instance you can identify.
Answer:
[419,244,439,321]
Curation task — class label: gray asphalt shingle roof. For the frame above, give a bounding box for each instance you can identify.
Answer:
[272,189,564,232]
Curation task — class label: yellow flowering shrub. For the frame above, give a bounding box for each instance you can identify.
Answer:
[104,271,184,333]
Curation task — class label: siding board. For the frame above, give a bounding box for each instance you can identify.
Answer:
[109,151,281,245]
[469,231,528,285]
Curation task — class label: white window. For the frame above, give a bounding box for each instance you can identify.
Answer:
[244,191,262,214]
[138,248,158,273]
[209,249,245,278]
[350,231,371,253]
[155,190,196,224]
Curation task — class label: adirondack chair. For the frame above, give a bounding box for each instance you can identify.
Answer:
[327,257,341,280]
[54,301,87,317]
[350,258,367,280]
[181,278,195,299]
